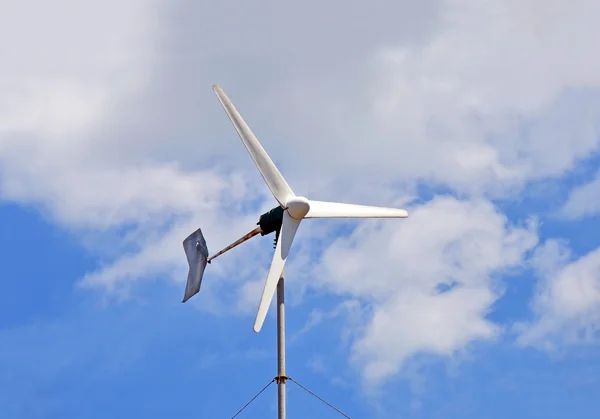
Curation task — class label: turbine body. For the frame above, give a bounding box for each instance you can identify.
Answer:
[258,206,284,247]
[182,84,409,333]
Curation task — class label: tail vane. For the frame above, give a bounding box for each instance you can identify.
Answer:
[182,228,209,303]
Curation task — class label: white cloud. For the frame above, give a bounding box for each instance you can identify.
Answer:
[0,0,158,139]
[354,287,497,385]
[0,0,274,314]
[201,0,600,202]
[1,163,229,228]
[517,240,600,348]
[358,0,600,195]
[4,0,599,208]
[314,197,538,384]
[561,171,600,219]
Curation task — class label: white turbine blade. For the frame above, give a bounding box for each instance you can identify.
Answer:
[213,84,294,206]
[253,211,301,333]
[305,200,409,218]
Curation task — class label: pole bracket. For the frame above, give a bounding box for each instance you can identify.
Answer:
[274,375,288,384]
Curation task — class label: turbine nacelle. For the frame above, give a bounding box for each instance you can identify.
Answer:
[182,84,409,333]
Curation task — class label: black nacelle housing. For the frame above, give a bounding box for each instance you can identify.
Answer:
[258,205,285,247]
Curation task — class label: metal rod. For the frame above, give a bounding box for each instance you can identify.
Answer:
[206,227,262,263]
[277,270,286,419]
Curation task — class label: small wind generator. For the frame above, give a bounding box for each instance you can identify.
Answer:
[182,85,408,418]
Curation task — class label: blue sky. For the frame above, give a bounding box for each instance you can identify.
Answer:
[2,0,600,418]
[2,201,600,418]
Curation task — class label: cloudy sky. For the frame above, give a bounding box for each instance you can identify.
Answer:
[2,0,600,417]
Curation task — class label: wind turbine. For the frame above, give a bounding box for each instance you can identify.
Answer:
[182,84,408,333]
[182,85,408,418]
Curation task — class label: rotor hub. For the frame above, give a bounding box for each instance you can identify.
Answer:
[286,196,310,220]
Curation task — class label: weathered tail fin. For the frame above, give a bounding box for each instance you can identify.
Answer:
[182,228,209,302]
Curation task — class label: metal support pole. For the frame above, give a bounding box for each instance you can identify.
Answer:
[276,271,286,419]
